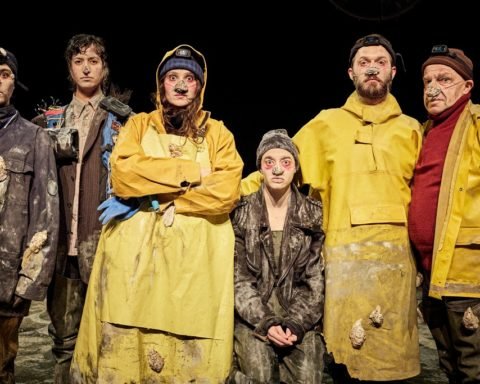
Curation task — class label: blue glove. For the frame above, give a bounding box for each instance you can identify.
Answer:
[98,197,140,225]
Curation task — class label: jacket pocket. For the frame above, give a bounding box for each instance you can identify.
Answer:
[0,252,21,304]
[350,204,406,225]
[4,154,33,206]
[456,228,480,245]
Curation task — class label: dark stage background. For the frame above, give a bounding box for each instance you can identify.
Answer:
[3,0,476,174]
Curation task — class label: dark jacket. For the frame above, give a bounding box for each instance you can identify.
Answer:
[33,105,108,284]
[232,185,324,341]
[0,110,59,316]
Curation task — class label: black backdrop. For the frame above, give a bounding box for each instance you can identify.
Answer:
[4,0,477,174]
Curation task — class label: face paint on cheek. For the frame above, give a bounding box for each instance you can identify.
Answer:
[263,162,274,170]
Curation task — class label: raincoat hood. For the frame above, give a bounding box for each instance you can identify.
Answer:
[155,44,207,112]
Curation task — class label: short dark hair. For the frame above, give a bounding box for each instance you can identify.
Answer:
[65,34,110,92]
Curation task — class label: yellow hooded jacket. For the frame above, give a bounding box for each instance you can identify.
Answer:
[293,92,422,380]
[71,45,243,383]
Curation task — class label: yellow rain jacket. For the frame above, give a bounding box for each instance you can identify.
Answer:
[294,92,422,380]
[71,45,243,383]
[429,102,480,299]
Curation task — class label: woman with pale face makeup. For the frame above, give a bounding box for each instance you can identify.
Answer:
[230,129,325,383]
[409,46,480,383]
[71,44,243,383]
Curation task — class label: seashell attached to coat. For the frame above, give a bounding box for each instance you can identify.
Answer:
[369,305,384,327]
[0,156,7,182]
[462,307,479,331]
[349,319,366,349]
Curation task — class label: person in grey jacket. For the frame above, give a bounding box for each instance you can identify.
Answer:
[228,129,325,383]
[0,47,59,383]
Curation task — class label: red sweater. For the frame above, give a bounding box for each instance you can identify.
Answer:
[408,94,470,272]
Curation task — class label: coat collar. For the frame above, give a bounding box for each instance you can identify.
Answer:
[342,91,402,124]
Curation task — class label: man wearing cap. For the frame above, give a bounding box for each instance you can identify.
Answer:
[409,46,480,383]
[243,33,422,382]
[229,129,325,382]
[0,48,59,383]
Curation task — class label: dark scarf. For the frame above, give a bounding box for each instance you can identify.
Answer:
[0,105,18,129]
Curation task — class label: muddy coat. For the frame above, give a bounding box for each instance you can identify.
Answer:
[232,185,324,340]
[0,109,59,317]
[293,92,422,380]
[33,106,108,283]
[429,102,480,299]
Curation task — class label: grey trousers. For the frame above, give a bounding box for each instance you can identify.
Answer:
[228,321,324,383]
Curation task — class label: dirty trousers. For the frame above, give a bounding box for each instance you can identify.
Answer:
[421,290,480,383]
[47,271,87,383]
[229,321,324,383]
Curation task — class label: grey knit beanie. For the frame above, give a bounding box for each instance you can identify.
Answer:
[256,129,299,171]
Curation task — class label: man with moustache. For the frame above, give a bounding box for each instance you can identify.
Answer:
[409,45,480,383]
[243,33,422,382]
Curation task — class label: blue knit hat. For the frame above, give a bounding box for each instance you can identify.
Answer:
[159,47,204,85]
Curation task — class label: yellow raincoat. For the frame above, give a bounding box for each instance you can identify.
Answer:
[429,102,480,299]
[294,92,422,380]
[71,45,243,383]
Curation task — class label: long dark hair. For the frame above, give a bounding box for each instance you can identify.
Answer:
[158,77,204,141]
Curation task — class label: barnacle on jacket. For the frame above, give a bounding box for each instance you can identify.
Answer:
[349,319,366,349]
[0,156,7,181]
[0,156,8,213]
[369,305,384,327]
[27,231,48,254]
[147,349,164,373]
[462,307,479,331]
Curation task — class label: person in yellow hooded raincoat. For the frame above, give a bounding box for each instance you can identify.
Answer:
[242,34,422,382]
[70,44,243,383]
[410,45,480,383]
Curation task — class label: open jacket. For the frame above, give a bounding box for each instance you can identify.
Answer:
[33,105,109,283]
[232,185,324,341]
[429,101,480,299]
[0,110,59,316]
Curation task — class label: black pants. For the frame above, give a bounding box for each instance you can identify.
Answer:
[420,288,480,384]
[47,257,87,383]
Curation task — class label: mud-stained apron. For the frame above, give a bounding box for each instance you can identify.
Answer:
[71,126,234,383]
